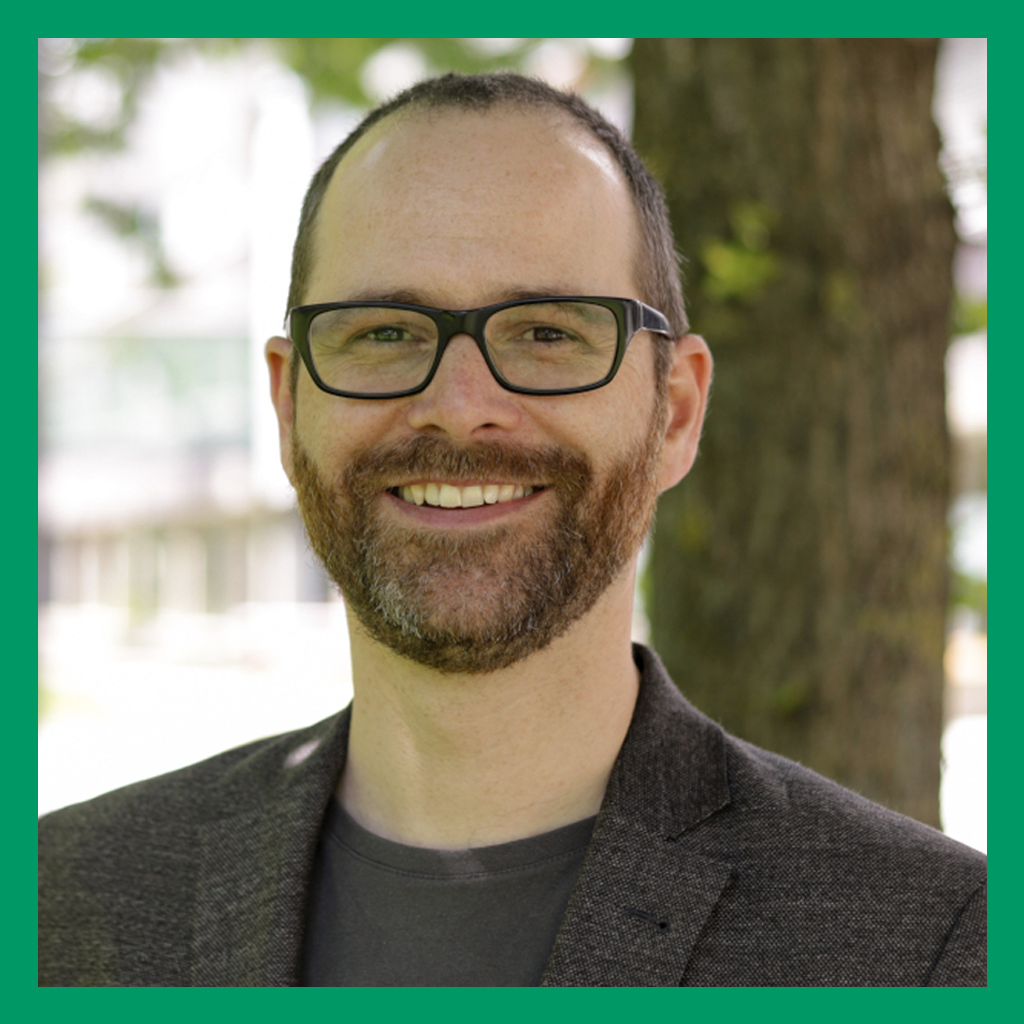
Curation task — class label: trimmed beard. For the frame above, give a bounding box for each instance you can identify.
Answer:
[291,405,664,675]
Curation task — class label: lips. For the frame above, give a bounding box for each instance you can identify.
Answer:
[394,483,539,508]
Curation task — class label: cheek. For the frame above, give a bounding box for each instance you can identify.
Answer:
[602,355,660,438]
[293,382,407,472]
[537,394,660,481]
[292,379,353,471]
[620,337,660,392]
[292,385,330,463]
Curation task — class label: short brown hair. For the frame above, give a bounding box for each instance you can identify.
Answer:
[287,72,687,390]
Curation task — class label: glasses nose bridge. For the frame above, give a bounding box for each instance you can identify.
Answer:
[433,307,497,379]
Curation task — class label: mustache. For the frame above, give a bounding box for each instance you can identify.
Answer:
[338,434,593,500]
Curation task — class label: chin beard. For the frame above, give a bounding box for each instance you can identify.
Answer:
[291,417,663,675]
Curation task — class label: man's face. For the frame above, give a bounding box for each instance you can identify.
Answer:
[273,108,676,674]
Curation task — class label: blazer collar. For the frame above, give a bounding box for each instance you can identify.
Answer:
[541,645,734,986]
[190,708,352,986]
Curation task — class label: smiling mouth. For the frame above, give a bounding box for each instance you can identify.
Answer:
[390,482,543,508]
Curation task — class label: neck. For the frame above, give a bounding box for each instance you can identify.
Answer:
[337,572,640,849]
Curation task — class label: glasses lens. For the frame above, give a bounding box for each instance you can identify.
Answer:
[485,302,619,390]
[308,307,439,394]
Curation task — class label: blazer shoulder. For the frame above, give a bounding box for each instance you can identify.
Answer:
[40,709,346,845]
[722,732,985,874]
[707,732,986,981]
[660,728,986,984]
[39,709,349,986]
[630,647,985,880]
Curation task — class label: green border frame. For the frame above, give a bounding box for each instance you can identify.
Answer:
[25,11,999,1015]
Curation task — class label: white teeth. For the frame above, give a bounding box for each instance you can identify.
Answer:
[400,485,425,505]
[439,483,461,508]
[397,482,540,508]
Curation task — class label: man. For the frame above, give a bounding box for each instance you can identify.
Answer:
[39,72,986,986]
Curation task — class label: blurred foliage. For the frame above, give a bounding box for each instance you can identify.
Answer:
[39,38,240,157]
[274,38,395,106]
[275,38,627,108]
[951,571,987,628]
[40,38,164,156]
[701,241,780,303]
[82,196,179,287]
[39,37,627,292]
[40,37,626,156]
[699,201,781,303]
[39,37,242,289]
[953,294,987,335]
[275,38,529,107]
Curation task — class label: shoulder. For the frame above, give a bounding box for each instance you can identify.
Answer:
[721,731,985,883]
[622,646,986,984]
[698,735,986,984]
[39,709,347,881]
[39,710,349,986]
[630,644,984,880]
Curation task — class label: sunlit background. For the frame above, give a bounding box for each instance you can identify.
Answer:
[38,38,986,852]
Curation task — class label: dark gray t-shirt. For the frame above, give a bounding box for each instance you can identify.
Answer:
[301,798,596,986]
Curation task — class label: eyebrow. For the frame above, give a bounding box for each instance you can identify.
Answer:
[341,285,590,308]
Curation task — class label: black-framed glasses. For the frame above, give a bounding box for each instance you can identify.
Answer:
[288,296,674,399]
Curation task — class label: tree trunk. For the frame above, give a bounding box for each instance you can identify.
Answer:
[633,39,954,827]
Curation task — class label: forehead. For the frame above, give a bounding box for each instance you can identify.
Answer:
[307,106,640,305]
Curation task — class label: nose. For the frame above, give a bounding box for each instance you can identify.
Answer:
[404,333,523,440]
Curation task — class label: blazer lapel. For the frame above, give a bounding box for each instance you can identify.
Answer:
[541,814,733,986]
[189,710,351,986]
[542,646,734,987]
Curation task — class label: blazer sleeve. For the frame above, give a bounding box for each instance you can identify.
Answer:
[926,882,987,986]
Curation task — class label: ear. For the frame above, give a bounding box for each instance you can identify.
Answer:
[657,334,713,492]
[265,335,296,484]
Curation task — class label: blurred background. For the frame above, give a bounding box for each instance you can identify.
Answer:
[38,39,985,852]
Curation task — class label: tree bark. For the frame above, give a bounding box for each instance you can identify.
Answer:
[633,39,954,827]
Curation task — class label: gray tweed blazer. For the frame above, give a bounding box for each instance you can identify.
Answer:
[39,645,986,986]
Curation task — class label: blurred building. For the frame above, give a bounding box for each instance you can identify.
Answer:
[39,44,331,617]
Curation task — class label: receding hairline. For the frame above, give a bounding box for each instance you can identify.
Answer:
[303,100,646,308]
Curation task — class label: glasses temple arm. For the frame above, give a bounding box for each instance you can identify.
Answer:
[639,304,675,338]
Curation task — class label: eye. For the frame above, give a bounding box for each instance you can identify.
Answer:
[527,325,572,343]
[506,323,581,345]
[362,326,414,343]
